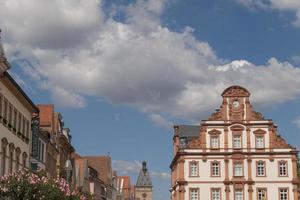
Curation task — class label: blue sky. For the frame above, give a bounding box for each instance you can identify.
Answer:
[1,0,300,199]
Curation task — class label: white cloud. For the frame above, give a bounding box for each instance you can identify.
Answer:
[151,171,170,181]
[1,0,300,120]
[149,114,172,129]
[112,160,142,175]
[235,0,300,27]
[292,55,300,65]
[294,116,300,128]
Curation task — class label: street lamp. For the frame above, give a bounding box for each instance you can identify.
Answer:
[64,159,72,183]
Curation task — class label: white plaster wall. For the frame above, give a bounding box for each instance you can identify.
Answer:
[185,184,226,200]
[185,158,225,181]
[254,183,293,200]
[251,158,293,182]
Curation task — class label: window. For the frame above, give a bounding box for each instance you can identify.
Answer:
[257,161,265,176]
[15,148,21,171]
[9,150,13,173]
[233,135,242,149]
[211,136,219,149]
[279,188,288,200]
[234,190,243,200]
[1,146,6,175]
[3,98,8,121]
[22,152,27,167]
[22,117,26,135]
[256,136,264,148]
[234,163,243,176]
[211,188,220,200]
[279,161,288,176]
[13,108,17,130]
[26,120,30,138]
[257,188,267,200]
[190,188,199,200]
[190,162,198,177]
[8,104,12,126]
[18,112,21,132]
[211,162,220,177]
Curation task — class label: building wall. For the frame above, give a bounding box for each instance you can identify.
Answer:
[0,80,33,175]
[170,86,299,200]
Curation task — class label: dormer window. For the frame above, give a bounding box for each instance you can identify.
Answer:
[179,137,187,149]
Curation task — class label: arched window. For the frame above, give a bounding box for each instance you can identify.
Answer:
[22,152,28,168]
[8,143,15,173]
[15,147,21,170]
[1,138,8,175]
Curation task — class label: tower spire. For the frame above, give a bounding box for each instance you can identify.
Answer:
[0,29,11,74]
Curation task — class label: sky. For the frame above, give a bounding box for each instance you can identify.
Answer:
[1,0,300,199]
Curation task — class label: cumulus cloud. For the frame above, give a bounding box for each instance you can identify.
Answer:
[235,0,300,27]
[1,0,300,121]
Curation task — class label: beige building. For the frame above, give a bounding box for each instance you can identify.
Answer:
[170,85,299,200]
[0,32,39,175]
[135,161,153,200]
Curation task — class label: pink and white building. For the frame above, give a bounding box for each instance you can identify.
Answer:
[170,86,299,200]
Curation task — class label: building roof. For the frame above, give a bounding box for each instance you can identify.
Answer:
[84,156,112,185]
[174,125,200,138]
[2,72,38,113]
[136,161,152,188]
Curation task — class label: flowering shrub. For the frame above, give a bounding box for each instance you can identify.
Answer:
[0,169,93,200]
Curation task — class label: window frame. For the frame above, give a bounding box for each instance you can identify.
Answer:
[189,188,199,200]
[211,161,221,177]
[257,188,267,200]
[234,189,243,200]
[278,188,289,200]
[278,160,288,177]
[233,161,244,177]
[256,160,266,177]
[255,135,265,149]
[232,133,242,149]
[189,161,199,177]
[211,188,221,200]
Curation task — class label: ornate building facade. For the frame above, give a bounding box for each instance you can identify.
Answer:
[170,86,299,200]
[135,161,153,200]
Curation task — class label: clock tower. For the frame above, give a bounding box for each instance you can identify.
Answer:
[134,161,153,200]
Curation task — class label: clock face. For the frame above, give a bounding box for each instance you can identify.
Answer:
[233,100,240,108]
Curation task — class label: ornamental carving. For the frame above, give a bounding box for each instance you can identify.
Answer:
[252,111,265,120]
[208,129,221,135]
[187,138,201,148]
[208,110,223,120]
[222,86,250,97]
[253,129,266,135]
[230,125,244,131]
